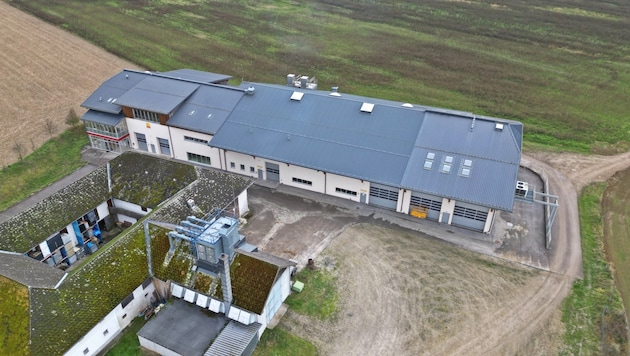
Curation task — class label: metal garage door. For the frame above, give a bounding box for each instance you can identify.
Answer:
[410,193,442,221]
[369,183,399,210]
[265,162,280,182]
[452,201,489,231]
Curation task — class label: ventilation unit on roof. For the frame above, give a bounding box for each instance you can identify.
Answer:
[515,180,529,198]
[286,74,317,90]
[290,91,304,101]
[495,122,505,131]
[245,86,255,95]
[360,102,375,113]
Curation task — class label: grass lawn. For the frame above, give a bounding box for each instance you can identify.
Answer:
[104,317,148,356]
[6,0,630,153]
[253,327,318,356]
[0,126,88,211]
[561,183,627,354]
[285,267,338,320]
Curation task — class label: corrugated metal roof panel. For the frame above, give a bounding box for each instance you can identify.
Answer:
[161,68,232,83]
[81,70,149,113]
[81,109,124,126]
[204,321,261,356]
[115,76,200,114]
[167,86,244,134]
[210,84,423,186]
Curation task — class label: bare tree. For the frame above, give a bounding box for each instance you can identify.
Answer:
[12,141,25,161]
[65,108,80,127]
[44,119,57,138]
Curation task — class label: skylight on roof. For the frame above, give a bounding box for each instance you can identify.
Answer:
[426,152,435,160]
[290,91,304,101]
[360,102,375,113]
[441,164,452,174]
[424,160,433,170]
[444,156,453,164]
[461,168,471,177]
[463,159,472,167]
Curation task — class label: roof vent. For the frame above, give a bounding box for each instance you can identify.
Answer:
[495,122,504,131]
[245,86,255,95]
[290,91,304,101]
[360,102,375,113]
[402,103,413,108]
[330,86,341,96]
[287,74,295,86]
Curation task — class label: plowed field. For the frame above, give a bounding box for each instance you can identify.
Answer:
[0,1,137,167]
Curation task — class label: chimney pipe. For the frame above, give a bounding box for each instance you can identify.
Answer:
[220,253,233,312]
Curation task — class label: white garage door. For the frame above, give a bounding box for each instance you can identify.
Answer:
[452,201,489,231]
[369,183,399,210]
[410,193,442,221]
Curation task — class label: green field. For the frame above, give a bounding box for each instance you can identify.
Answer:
[6,0,630,152]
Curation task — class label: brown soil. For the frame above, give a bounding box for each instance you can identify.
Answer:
[0,2,138,167]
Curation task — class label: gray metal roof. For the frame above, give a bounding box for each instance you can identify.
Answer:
[400,112,522,210]
[210,83,424,186]
[0,251,66,289]
[166,85,244,135]
[81,109,124,125]
[210,82,522,210]
[81,70,148,114]
[161,68,232,83]
[204,320,261,356]
[115,75,200,114]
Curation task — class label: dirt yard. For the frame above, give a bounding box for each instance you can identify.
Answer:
[0,1,137,167]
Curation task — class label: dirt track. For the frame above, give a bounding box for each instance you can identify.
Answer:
[0,1,136,167]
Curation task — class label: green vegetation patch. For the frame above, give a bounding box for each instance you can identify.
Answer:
[110,152,197,208]
[561,183,628,354]
[0,275,30,355]
[253,327,318,356]
[8,0,630,152]
[30,225,149,355]
[231,254,278,314]
[0,126,88,212]
[285,268,338,320]
[104,316,148,356]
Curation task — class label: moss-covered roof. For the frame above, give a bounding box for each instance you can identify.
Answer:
[110,152,197,208]
[0,275,29,355]
[0,151,255,355]
[0,168,108,252]
[230,253,280,315]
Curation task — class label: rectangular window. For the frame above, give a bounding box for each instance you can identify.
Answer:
[158,138,170,155]
[187,152,211,166]
[230,162,235,169]
[240,164,245,171]
[136,133,148,152]
[83,348,89,355]
[121,293,135,308]
[250,166,255,173]
[336,187,357,196]
[103,329,109,336]
[183,136,209,145]
[292,177,312,186]
[132,108,159,123]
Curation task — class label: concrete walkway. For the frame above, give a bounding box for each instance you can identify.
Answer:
[0,147,117,224]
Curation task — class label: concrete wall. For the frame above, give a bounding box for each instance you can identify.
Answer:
[169,127,221,169]
[64,281,156,356]
[126,118,172,157]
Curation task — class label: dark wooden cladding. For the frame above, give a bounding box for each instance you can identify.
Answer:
[159,114,168,125]
[122,106,133,118]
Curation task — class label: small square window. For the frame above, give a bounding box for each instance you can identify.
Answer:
[444,156,453,164]
[426,152,435,160]
[463,159,473,167]
[230,162,235,169]
[250,166,255,173]
[240,164,245,171]
[83,348,89,355]
[441,164,452,173]
[461,168,471,177]
[103,329,109,336]
[424,161,433,170]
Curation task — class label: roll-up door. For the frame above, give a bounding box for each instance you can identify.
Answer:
[265,162,280,182]
[368,183,399,210]
[410,193,442,221]
[452,201,489,231]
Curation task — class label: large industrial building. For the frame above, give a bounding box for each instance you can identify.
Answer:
[81,69,523,233]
